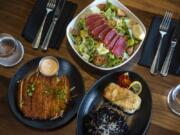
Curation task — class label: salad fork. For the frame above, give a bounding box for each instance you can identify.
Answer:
[150,11,172,75]
[32,0,56,49]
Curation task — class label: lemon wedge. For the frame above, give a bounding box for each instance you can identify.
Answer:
[132,24,145,40]
[128,81,142,95]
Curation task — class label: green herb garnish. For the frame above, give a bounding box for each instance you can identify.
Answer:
[26,83,36,97]
[55,88,66,100]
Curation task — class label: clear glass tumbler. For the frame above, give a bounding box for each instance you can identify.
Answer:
[0,33,17,57]
[167,84,180,115]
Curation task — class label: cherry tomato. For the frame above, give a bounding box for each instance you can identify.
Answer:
[117,73,132,88]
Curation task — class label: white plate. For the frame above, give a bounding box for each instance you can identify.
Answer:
[66,0,146,71]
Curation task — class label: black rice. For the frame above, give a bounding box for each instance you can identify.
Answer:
[84,105,128,135]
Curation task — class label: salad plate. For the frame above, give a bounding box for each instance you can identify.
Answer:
[66,0,146,71]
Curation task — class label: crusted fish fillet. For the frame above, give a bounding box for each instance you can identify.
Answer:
[17,73,70,120]
[103,82,141,114]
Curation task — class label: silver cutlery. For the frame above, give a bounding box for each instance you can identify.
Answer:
[32,0,56,49]
[150,11,173,75]
[41,0,66,51]
[160,18,180,76]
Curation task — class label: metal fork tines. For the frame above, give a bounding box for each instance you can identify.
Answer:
[32,0,56,49]
[150,11,173,75]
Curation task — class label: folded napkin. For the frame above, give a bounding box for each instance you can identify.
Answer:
[22,0,77,49]
[139,16,180,75]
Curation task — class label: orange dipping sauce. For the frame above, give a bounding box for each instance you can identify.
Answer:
[39,56,59,76]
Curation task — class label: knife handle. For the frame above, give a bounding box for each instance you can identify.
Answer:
[150,34,165,75]
[41,18,58,51]
[160,42,176,76]
[32,13,48,49]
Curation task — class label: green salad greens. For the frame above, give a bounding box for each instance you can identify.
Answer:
[70,1,143,68]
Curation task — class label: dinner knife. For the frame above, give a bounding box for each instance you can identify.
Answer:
[41,0,66,51]
[160,18,180,76]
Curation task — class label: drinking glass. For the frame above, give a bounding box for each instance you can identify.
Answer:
[0,33,17,57]
[167,84,180,115]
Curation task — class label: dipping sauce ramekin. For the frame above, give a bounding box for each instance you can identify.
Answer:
[38,56,59,77]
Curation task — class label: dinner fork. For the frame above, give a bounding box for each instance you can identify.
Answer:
[150,11,172,75]
[32,0,56,49]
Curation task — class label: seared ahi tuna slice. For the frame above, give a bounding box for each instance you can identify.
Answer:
[98,27,112,40]
[88,19,106,32]
[112,37,126,57]
[104,29,116,45]
[108,34,120,50]
[91,24,109,37]
[86,13,102,19]
[86,14,127,59]
[86,15,104,26]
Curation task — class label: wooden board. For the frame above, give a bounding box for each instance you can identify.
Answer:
[0,0,180,134]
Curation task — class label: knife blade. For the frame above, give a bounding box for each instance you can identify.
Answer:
[171,18,180,43]
[53,0,66,19]
[160,18,180,76]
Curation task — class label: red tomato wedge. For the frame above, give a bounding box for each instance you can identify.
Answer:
[117,73,132,88]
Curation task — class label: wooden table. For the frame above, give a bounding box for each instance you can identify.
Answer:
[0,0,180,135]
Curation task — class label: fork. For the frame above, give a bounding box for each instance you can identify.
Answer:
[150,11,172,75]
[32,0,56,49]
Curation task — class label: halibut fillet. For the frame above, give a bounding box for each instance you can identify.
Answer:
[103,83,141,114]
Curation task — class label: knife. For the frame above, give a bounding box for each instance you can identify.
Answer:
[160,18,180,76]
[41,0,66,51]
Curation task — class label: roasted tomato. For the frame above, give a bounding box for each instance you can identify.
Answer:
[117,73,132,88]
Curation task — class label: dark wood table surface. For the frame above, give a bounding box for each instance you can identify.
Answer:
[0,0,180,135]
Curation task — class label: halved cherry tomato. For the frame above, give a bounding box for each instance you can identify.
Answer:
[117,73,132,88]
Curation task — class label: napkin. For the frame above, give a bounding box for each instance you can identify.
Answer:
[139,16,180,75]
[22,0,77,49]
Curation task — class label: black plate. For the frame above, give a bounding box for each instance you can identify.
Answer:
[77,70,152,135]
[8,57,85,130]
